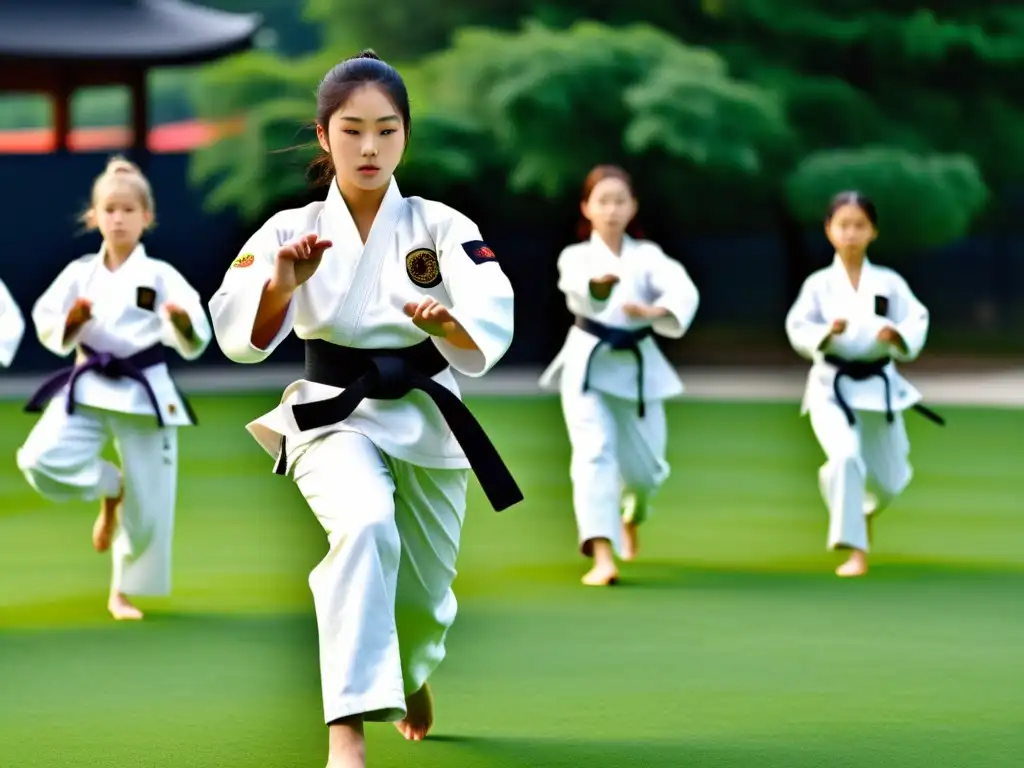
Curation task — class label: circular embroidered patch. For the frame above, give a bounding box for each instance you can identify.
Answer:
[406,248,442,288]
[231,253,255,269]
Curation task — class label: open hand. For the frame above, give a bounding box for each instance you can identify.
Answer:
[163,302,194,339]
[589,273,619,300]
[877,325,906,351]
[68,297,92,326]
[272,234,333,293]
[622,302,667,320]
[404,296,459,337]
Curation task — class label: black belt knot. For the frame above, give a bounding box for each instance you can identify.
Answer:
[365,355,421,400]
[824,354,945,428]
[575,317,652,417]
[24,342,197,427]
[278,338,523,512]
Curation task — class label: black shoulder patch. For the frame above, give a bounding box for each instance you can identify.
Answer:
[874,294,889,317]
[461,240,497,265]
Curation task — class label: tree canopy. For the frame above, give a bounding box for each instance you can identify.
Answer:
[785,146,989,256]
[188,0,1014,252]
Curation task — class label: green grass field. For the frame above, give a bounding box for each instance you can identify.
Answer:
[1,395,1022,767]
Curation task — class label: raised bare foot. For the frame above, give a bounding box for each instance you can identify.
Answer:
[836,551,868,578]
[621,520,639,561]
[93,486,123,553]
[395,683,433,741]
[581,562,619,586]
[108,592,144,621]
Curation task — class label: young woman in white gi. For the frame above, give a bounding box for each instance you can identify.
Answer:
[539,165,700,587]
[785,191,941,578]
[208,50,519,768]
[0,276,26,368]
[16,156,211,619]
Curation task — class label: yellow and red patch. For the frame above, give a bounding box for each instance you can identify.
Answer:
[231,253,255,269]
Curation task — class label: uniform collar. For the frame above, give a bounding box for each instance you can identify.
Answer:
[590,230,632,257]
[96,242,147,274]
[322,176,405,247]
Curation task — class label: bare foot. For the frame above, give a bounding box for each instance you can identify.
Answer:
[108,592,144,621]
[581,562,619,586]
[621,520,639,561]
[836,550,868,578]
[582,537,619,586]
[394,683,433,741]
[93,486,123,553]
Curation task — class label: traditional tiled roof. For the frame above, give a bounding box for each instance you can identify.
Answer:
[0,0,261,65]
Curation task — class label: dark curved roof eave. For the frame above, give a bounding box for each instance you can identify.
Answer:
[0,0,262,65]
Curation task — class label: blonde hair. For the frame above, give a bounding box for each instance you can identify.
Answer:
[80,155,157,231]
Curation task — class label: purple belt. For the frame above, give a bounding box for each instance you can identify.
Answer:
[24,343,180,427]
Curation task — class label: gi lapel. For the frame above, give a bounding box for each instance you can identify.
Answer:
[858,259,889,317]
[322,177,406,344]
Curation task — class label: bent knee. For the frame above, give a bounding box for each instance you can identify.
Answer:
[17,439,88,478]
[16,443,54,477]
[16,446,71,495]
[620,459,669,494]
[873,467,912,502]
[335,506,402,565]
[570,440,616,476]
[824,450,864,473]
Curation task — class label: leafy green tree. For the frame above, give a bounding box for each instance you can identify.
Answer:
[188,0,1010,258]
[288,0,1024,192]
[189,19,794,234]
[187,51,325,219]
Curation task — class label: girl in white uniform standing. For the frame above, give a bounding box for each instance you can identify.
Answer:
[16,156,212,619]
[208,50,519,768]
[785,191,943,578]
[0,276,26,368]
[539,165,700,587]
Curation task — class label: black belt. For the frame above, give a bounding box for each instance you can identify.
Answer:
[575,317,652,417]
[24,343,196,428]
[276,338,523,512]
[824,354,945,427]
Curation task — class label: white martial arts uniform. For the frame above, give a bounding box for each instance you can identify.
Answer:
[16,244,211,596]
[786,254,931,553]
[208,177,515,725]
[0,276,26,368]
[539,232,700,556]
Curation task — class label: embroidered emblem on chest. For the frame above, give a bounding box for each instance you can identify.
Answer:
[231,253,255,269]
[406,248,442,288]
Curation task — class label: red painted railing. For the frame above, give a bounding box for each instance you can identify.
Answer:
[0,119,242,153]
